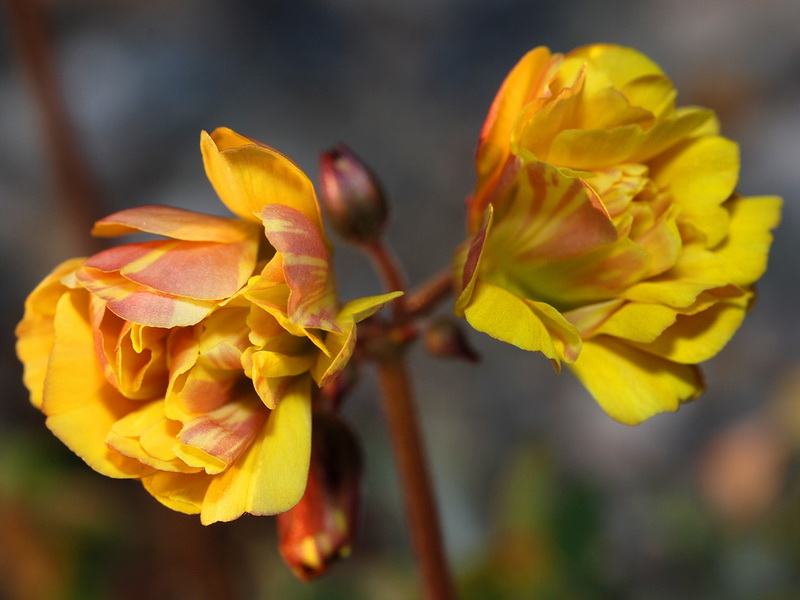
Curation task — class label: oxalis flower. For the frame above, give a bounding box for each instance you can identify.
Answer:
[16,127,399,524]
[455,44,781,424]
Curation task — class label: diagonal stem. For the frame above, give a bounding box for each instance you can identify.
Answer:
[375,347,457,600]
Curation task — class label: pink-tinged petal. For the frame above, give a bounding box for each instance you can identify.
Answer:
[92,204,256,242]
[85,237,257,301]
[568,336,704,425]
[140,471,211,515]
[261,204,340,332]
[199,377,312,524]
[16,257,85,409]
[76,266,215,328]
[175,397,268,475]
[455,207,493,316]
[201,129,324,230]
[41,289,154,478]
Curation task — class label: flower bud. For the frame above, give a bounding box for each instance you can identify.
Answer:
[319,144,388,243]
[424,316,480,363]
[277,411,362,581]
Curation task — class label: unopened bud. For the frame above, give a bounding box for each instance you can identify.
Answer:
[319,144,388,243]
[424,316,480,363]
[277,412,362,581]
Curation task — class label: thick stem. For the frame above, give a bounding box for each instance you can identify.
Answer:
[375,348,457,600]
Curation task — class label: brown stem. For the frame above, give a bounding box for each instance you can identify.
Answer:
[375,348,457,600]
[5,0,104,251]
[404,269,454,320]
[364,240,408,318]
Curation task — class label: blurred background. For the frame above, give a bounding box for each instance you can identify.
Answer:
[2,0,799,598]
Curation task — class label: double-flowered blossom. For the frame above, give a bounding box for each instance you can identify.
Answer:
[16,128,399,524]
[455,44,781,424]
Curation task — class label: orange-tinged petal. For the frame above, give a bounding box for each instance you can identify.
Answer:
[477,47,561,186]
[76,266,215,328]
[589,301,680,343]
[42,289,153,478]
[92,204,256,242]
[201,128,324,230]
[199,377,312,524]
[16,257,85,408]
[261,203,340,332]
[250,351,316,408]
[568,336,704,425]
[175,397,268,475]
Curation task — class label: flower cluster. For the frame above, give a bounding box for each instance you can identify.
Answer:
[455,44,781,424]
[16,128,398,524]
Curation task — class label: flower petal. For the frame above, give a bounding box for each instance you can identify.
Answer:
[16,257,85,409]
[92,204,256,242]
[568,336,704,425]
[41,289,154,478]
[85,237,257,301]
[463,280,582,365]
[199,377,312,524]
[76,266,216,328]
[175,397,268,475]
[261,203,340,331]
[201,128,324,230]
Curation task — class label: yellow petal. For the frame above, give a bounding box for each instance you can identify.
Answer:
[200,128,324,231]
[462,280,581,364]
[16,257,85,408]
[591,301,680,343]
[630,293,751,364]
[140,471,211,515]
[107,400,197,472]
[649,135,739,247]
[199,377,312,524]
[568,336,703,425]
[42,289,154,478]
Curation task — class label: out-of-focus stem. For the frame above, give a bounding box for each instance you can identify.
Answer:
[404,269,454,320]
[375,348,457,600]
[364,240,408,318]
[5,0,103,251]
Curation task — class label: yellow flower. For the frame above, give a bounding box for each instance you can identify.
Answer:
[455,45,781,424]
[16,128,399,524]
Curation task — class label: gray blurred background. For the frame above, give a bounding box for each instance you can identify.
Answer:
[2,1,799,598]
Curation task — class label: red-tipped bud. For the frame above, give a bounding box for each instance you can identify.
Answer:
[424,316,480,363]
[319,144,388,243]
[277,412,362,581]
